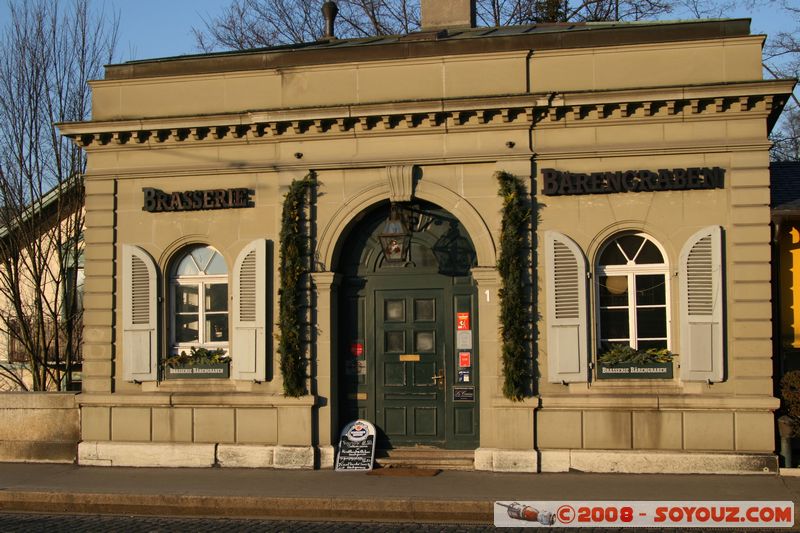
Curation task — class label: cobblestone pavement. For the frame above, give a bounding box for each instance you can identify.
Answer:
[0,513,785,532]
[0,513,503,532]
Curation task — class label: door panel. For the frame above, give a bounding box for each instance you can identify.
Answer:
[376,289,445,446]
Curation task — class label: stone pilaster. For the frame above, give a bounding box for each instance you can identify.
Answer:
[310,271,341,446]
[81,179,116,393]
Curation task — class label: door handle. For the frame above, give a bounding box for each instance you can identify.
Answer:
[432,369,445,390]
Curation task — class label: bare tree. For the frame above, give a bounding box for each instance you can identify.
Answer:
[763,1,800,161]
[771,105,800,161]
[0,0,117,391]
[194,0,743,51]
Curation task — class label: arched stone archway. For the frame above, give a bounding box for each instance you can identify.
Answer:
[316,180,496,271]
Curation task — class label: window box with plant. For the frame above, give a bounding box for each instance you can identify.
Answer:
[596,344,674,380]
[163,347,231,379]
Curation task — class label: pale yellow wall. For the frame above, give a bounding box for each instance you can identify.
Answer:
[0,210,83,392]
[535,120,773,398]
[71,22,786,456]
[91,51,530,121]
[530,37,764,93]
[90,36,764,123]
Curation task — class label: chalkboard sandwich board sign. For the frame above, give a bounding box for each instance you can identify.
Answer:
[335,419,377,472]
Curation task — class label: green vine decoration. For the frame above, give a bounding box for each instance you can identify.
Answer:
[278,175,315,397]
[496,171,531,401]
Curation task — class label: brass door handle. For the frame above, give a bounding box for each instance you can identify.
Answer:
[432,369,445,389]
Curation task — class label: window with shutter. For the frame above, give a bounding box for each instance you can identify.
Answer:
[595,232,670,354]
[680,226,725,382]
[545,231,588,383]
[122,245,158,382]
[232,239,267,381]
[238,250,257,323]
[168,245,229,354]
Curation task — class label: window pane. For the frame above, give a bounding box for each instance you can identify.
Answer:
[410,242,437,268]
[636,240,664,264]
[415,331,435,352]
[637,339,668,351]
[176,315,199,343]
[385,331,404,352]
[205,314,229,342]
[205,283,228,312]
[414,299,435,321]
[205,252,227,275]
[600,309,629,340]
[176,285,199,312]
[636,308,667,339]
[191,246,215,273]
[175,255,199,276]
[385,300,404,322]
[599,243,626,265]
[635,275,666,305]
[599,276,629,306]
[617,235,644,261]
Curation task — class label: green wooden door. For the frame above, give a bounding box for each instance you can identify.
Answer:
[376,289,445,445]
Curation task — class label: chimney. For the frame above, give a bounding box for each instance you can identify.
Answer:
[322,1,338,39]
[421,0,476,31]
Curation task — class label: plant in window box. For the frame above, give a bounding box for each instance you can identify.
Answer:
[163,347,231,379]
[596,344,674,380]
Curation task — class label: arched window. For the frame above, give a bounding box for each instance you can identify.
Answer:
[596,232,669,353]
[170,245,228,353]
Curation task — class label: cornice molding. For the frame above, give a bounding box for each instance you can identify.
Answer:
[58,80,794,150]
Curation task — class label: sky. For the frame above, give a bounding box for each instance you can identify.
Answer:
[0,1,796,67]
[89,1,800,63]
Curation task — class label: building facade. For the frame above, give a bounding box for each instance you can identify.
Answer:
[59,2,795,472]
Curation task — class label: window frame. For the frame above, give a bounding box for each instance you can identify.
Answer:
[594,232,672,354]
[168,245,229,355]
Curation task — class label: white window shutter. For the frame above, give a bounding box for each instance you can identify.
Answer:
[122,245,158,382]
[545,231,588,383]
[679,226,725,382]
[232,239,267,381]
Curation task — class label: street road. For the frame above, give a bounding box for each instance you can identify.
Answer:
[0,513,501,532]
[0,513,783,531]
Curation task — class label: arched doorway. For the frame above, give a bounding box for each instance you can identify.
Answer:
[336,200,479,450]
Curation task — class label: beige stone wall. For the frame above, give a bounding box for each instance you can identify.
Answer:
[90,37,763,123]
[533,91,776,453]
[90,51,530,121]
[80,395,312,446]
[537,407,775,452]
[65,21,790,465]
[0,393,79,462]
[530,37,764,93]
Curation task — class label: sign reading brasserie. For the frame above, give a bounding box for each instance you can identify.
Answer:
[542,167,725,196]
[143,187,255,212]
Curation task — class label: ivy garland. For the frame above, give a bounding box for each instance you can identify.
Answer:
[278,175,315,397]
[496,171,531,401]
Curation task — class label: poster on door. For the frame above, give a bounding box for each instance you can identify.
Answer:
[456,312,470,331]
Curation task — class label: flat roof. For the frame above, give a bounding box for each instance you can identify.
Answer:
[104,18,752,80]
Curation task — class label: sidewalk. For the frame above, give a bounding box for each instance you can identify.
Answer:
[0,463,799,524]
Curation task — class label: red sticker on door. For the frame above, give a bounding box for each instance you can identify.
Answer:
[459,352,471,368]
[456,312,470,331]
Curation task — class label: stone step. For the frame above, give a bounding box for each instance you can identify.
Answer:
[375,448,475,470]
